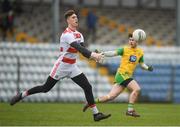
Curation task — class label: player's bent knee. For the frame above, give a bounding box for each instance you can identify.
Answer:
[43,89,50,93]
[133,87,141,92]
[133,88,141,96]
[42,86,51,93]
[87,84,92,90]
[84,84,92,91]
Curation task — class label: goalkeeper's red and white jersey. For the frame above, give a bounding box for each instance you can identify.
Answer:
[59,27,84,63]
[50,27,84,80]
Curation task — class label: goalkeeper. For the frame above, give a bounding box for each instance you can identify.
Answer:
[83,33,153,117]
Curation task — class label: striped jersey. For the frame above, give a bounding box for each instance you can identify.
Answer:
[59,27,84,61]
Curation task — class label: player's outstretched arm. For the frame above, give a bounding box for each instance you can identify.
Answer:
[140,63,153,71]
[92,50,118,64]
[70,41,103,62]
[102,51,118,57]
[94,49,118,57]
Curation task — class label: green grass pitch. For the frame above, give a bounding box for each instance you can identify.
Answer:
[0,103,179,126]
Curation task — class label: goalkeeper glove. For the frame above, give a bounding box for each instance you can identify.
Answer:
[94,49,105,64]
[148,65,153,71]
[94,49,102,53]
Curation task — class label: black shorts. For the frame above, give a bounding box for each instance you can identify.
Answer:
[119,78,133,87]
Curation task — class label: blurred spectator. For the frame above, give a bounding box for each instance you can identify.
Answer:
[0,0,14,41]
[2,0,12,13]
[86,9,98,43]
[13,0,23,16]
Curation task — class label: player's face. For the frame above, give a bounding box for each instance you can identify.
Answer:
[67,14,78,27]
[129,37,137,48]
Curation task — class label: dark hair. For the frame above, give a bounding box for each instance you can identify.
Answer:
[64,10,76,20]
[128,33,132,38]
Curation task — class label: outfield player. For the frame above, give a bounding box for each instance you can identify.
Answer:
[83,34,153,117]
[10,10,111,122]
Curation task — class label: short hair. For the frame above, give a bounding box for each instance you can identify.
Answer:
[64,10,76,20]
[128,33,132,38]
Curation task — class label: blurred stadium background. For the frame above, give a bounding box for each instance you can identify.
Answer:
[0,0,180,104]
